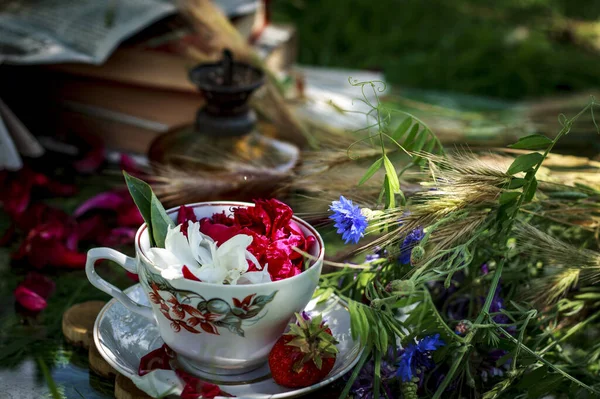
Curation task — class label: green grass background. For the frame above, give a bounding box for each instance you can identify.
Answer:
[273,0,600,99]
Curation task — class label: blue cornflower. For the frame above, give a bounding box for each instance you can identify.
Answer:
[396,334,445,382]
[329,196,368,244]
[399,226,424,264]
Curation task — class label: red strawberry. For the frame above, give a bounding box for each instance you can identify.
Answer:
[268,313,339,388]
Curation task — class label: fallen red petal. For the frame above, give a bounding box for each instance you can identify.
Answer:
[74,191,126,217]
[14,285,47,312]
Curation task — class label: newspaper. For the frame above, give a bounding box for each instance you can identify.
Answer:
[0,0,178,65]
[0,1,259,66]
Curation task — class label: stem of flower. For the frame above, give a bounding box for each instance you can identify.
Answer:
[432,102,599,399]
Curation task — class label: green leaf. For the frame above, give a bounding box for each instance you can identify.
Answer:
[547,191,589,200]
[384,175,396,209]
[373,352,382,399]
[123,171,155,245]
[509,134,553,150]
[507,153,544,175]
[523,178,538,203]
[508,178,526,189]
[317,287,334,304]
[358,157,383,185]
[499,191,520,205]
[383,156,400,193]
[404,123,420,147]
[377,318,388,352]
[349,302,361,341]
[339,344,372,399]
[412,129,428,152]
[314,354,323,369]
[356,306,370,345]
[392,117,412,141]
[150,193,175,248]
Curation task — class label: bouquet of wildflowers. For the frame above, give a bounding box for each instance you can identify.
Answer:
[311,80,600,398]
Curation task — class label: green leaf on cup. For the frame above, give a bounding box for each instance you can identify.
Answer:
[123,171,155,246]
[151,193,175,248]
[123,171,174,248]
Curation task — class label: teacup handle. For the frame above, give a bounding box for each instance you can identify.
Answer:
[86,247,154,321]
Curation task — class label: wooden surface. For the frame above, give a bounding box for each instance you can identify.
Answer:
[89,340,118,379]
[62,300,107,349]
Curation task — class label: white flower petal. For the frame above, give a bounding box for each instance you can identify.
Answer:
[161,267,184,280]
[147,248,183,270]
[238,265,272,285]
[218,234,252,254]
[245,250,261,270]
[164,225,197,267]
[195,265,227,285]
[195,241,215,266]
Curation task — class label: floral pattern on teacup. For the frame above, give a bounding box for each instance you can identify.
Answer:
[142,266,277,337]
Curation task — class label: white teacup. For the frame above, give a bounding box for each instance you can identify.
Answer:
[86,201,324,375]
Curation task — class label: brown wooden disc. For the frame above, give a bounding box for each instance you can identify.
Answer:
[115,374,153,399]
[89,339,117,379]
[62,300,106,349]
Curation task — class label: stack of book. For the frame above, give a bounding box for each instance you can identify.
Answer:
[0,5,297,155]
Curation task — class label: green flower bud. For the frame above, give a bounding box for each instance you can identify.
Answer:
[386,279,415,294]
[370,298,384,309]
[454,320,473,335]
[410,245,426,265]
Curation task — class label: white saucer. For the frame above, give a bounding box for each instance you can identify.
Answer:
[93,284,363,398]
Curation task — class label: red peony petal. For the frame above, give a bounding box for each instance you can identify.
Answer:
[202,199,306,281]
[256,198,294,238]
[200,219,242,246]
[182,265,201,281]
[177,205,198,225]
[210,211,237,226]
[74,192,126,217]
[14,285,47,312]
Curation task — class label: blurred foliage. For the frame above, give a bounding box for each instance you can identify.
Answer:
[273,0,600,99]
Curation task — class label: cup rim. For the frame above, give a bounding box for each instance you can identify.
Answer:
[134,201,325,289]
